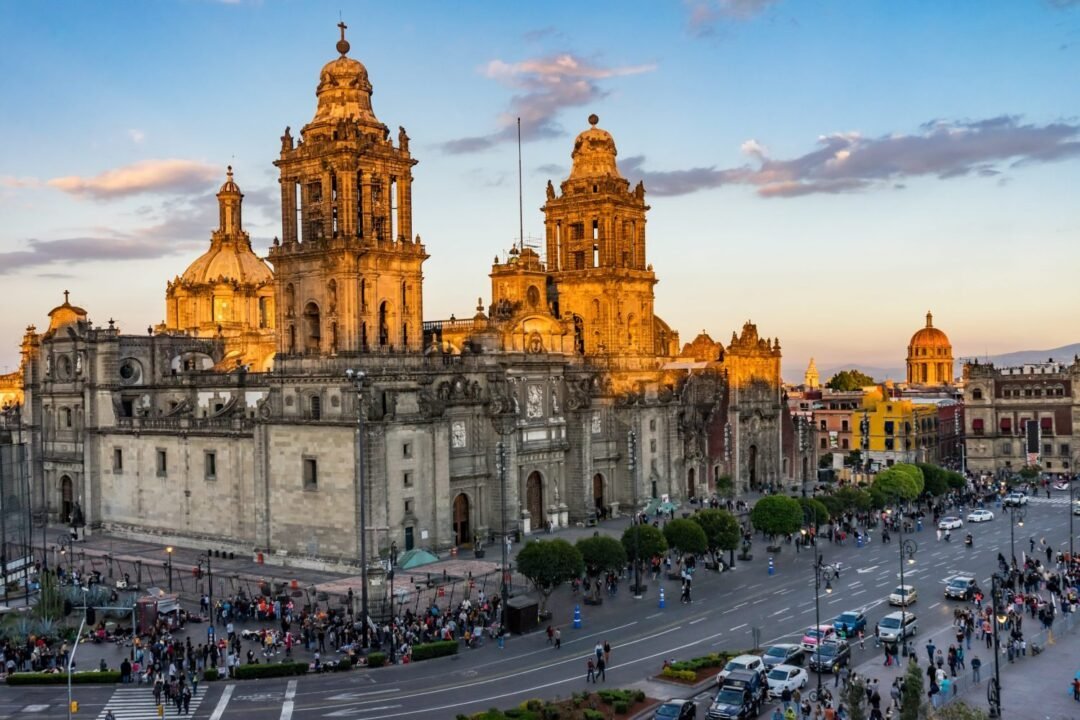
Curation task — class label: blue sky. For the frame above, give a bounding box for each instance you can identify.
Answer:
[1,0,1078,377]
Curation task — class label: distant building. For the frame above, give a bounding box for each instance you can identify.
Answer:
[852,385,940,468]
[906,311,954,386]
[804,358,820,390]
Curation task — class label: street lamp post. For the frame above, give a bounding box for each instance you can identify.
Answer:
[165,546,173,593]
[987,572,1006,717]
[812,558,838,699]
[628,429,643,598]
[489,394,518,644]
[388,540,397,665]
[345,368,370,649]
[198,550,213,624]
[57,533,72,578]
[898,538,917,648]
[1007,505,1026,565]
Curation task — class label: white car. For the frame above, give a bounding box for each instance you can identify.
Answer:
[1003,492,1028,507]
[716,653,764,686]
[766,664,808,697]
[966,510,994,523]
[938,516,963,530]
[1073,500,1080,517]
[889,584,918,606]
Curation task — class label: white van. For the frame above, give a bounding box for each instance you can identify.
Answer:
[877,611,917,642]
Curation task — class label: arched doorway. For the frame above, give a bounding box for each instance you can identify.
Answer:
[802,456,809,483]
[687,467,696,498]
[452,494,470,546]
[747,445,758,488]
[592,473,604,515]
[60,475,73,523]
[525,471,544,529]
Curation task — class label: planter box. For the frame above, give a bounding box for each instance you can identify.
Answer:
[583,596,603,606]
[766,545,782,553]
[473,549,486,558]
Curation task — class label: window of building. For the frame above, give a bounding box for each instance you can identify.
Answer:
[156,449,167,477]
[403,471,413,487]
[404,499,413,514]
[649,418,656,431]
[885,438,895,451]
[972,419,984,435]
[201,451,216,480]
[1043,443,1052,456]
[1002,442,1012,455]
[403,442,412,459]
[820,438,827,449]
[650,439,656,453]
[841,420,849,432]
[309,395,321,420]
[1061,444,1070,456]
[112,448,123,473]
[1046,461,1053,469]
[884,420,895,435]
[841,438,850,449]
[972,389,983,400]
[820,419,827,431]
[63,407,73,428]
[573,251,585,270]
[303,457,318,490]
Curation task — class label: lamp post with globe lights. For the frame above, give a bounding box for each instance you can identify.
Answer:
[345,368,371,648]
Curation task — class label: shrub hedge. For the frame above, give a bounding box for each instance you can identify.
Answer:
[7,671,121,685]
[366,652,386,668]
[661,667,697,682]
[202,668,220,681]
[411,640,459,661]
[233,662,308,680]
[613,701,629,714]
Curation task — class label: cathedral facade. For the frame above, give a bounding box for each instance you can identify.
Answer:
[0,29,808,569]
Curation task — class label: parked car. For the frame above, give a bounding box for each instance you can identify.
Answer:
[654,699,697,720]
[1053,480,1071,491]
[808,640,851,673]
[761,643,805,669]
[832,611,867,638]
[1003,492,1028,507]
[877,611,918,642]
[938,516,964,530]
[707,669,769,720]
[889,584,918,606]
[945,576,979,600]
[800,624,836,651]
[716,654,765,686]
[966,509,994,523]
[766,664,808,697]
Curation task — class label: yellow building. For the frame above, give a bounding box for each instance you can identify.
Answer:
[852,387,939,467]
[906,311,953,386]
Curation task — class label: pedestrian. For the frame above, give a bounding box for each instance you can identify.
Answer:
[781,686,793,710]
[857,629,865,650]
[586,657,596,683]
[971,655,981,683]
[925,639,936,665]
[1072,676,1079,701]
[596,656,606,682]
[594,641,603,662]
[603,640,611,665]
[546,625,554,645]
[554,628,561,649]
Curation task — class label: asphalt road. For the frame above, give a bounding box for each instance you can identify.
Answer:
[3,495,1075,720]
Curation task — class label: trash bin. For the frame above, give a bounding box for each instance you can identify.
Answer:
[505,595,540,635]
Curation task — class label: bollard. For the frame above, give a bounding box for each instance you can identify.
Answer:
[573,604,582,629]
[659,587,666,608]
[916,520,923,532]
[857,535,864,549]
[768,557,774,576]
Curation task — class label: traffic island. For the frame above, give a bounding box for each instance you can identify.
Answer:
[654,652,733,685]
[454,690,658,719]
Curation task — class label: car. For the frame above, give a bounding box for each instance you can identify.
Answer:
[707,669,769,720]
[761,643,805,669]
[1003,492,1028,507]
[800,624,837,651]
[889,584,918,606]
[715,654,764,686]
[831,611,867,638]
[938,516,964,530]
[766,664,808,697]
[654,699,697,720]
[808,640,851,673]
[876,611,918,642]
[966,509,994,523]
[945,576,978,600]
[1073,500,1080,517]
[1054,480,1071,491]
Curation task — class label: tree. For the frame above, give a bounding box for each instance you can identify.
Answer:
[515,539,584,615]
[691,508,741,568]
[621,524,668,565]
[832,485,871,513]
[34,570,64,622]
[749,495,803,539]
[663,518,708,558]
[819,452,834,469]
[575,535,627,602]
[841,675,868,720]
[901,658,927,720]
[918,463,947,497]
[825,369,876,391]
[943,470,966,490]
[714,474,734,497]
[1018,464,1041,480]
[799,497,831,527]
[872,464,924,504]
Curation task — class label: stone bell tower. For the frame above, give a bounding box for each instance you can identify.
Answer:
[542,115,658,360]
[268,23,427,356]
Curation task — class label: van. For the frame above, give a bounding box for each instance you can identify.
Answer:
[877,611,917,642]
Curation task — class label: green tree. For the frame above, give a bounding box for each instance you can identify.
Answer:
[799,497,831,527]
[575,535,627,602]
[1018,464,1041,480]
[833,485,872,512]
[943,470,966,490]
[842,675,868,720]
[515,539,585,615]
[901,658,927,720]
[917,463,947,497]
[663,518,708,557]
[819,452,834,469]
[825,369,876,391]
[691,508,741,568]
[872,464,924,504]
[34,570,64,622]
[714,475,734,497]
[749,495,803,539]
[621,524,668,564]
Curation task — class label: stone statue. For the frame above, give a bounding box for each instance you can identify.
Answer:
[281,126,293,152]
[398,126,410,152]
[546,180,555,201]
[551,387,560,414]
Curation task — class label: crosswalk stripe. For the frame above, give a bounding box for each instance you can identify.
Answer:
[96,686,207,719]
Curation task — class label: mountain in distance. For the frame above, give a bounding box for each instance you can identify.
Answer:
[816,343,1080,385]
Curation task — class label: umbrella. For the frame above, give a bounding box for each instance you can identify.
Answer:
[658,500,680,513]
[396,548,439,570]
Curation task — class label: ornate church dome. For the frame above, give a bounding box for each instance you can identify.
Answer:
[908,311,950,350]
[568,114,623,181]
[310,22,379,127]
[906,311,953,386]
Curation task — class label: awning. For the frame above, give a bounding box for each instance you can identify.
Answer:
[1000,418,1012,432]
[972,419,984,432]
[1041,417,1053,431]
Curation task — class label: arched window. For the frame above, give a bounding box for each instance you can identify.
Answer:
[972,388,983,400]
[309,395,322,420]
[304,302,321,352]
[378,302,390,346]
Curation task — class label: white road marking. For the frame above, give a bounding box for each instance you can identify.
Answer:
[329,690,401,702]
[281,679,297,720]
[851,590,866,596]
[929,602,941,609]
[731,623,748,630]
[324,706,402,717]
[770,607,791,616]
[209,685,236,720]
[690,617,707,625]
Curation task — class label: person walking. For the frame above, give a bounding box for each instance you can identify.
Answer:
[925,639,936,665]
[596,655,606,682]
[554,628,561,649]
[603,640,611,665]
[586,657,596,683]
[971,655,981,683]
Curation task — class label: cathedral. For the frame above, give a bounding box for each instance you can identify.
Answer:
[0,28,808,568]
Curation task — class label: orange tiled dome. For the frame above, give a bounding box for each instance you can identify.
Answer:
[908,311,950,350]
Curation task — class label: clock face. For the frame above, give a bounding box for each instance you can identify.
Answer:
[526,385,544,419]
[451,421,467,449]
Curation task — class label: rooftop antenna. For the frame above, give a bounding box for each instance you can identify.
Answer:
[517,117,524,253]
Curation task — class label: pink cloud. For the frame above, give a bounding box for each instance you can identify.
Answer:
[48,159,220,200]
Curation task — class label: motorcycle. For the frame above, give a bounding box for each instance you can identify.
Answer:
[965,534,973,548]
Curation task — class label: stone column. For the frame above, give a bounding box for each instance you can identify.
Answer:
[360,170,373,240]
[280,179,297,244]
[338,171,355,238]
[398,176,412,242]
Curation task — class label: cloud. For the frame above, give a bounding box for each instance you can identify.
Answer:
[128,129,146,144]
[1047,0,1080,8]
[48,159,220,200]
[0,176,41,189]
[439,54,655,154]
[624,115,1080,198]
[686,0,780,35]
[534,163,565,176]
